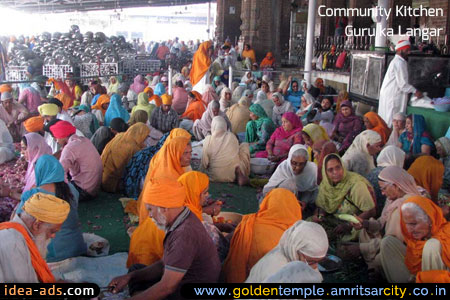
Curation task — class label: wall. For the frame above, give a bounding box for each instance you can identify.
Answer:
[215,0,242,44]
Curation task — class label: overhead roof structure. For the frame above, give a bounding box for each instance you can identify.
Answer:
[1,0,212,13]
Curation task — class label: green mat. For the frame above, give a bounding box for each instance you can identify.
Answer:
[78,192,130,254]
[78,183,261,254]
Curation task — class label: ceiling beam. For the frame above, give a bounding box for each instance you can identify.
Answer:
[1,0,211,13]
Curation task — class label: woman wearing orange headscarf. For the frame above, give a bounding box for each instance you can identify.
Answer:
[363,112,391,144]
[242,43,256,64]
[91,94,110,125]
[101,123,150,193]
[260,52,275,69]
[408,156,445,202]
[149,94,162,107]
[179,91,206,133]
[190,41,212,91]
[223,188,302,283]
[138,131,192,222]
[380,196,450,283]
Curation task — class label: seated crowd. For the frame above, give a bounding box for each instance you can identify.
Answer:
[1,39,450,296]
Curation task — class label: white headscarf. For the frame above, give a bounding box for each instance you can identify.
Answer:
[246,220,328,283]
[241,71,253,83]
[254,90,273,118]
[232,86,246,103]
[342,130,382,175]
[262,261,323,284]
[300,79,311,92]
[376,145,406,168]
[263,145,318,195]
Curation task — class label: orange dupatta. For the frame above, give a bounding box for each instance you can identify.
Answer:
[364,112,391,144]
[400,196,450,274]
[407,156,445,202]
[223,188,302,283]
[190,41,212,86]
[0,222,55,283]
[91,94,111,115]
[178,171,209,221]
[260,52,275,68]
[416,270,450,283]
[242,49,256,64]
[181,91,206,121]
[138,132,191,222]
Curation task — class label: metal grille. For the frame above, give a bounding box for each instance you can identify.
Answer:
[5,66,28,82]
[42,65,74,85]
[80,63,119,84]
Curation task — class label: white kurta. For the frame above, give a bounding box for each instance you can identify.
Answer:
[378,55,416,128]
[0,215,39,283]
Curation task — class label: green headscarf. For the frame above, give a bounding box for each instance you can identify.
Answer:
[246,103,275,143]
[316,154,374,214]
[131,92,155,119]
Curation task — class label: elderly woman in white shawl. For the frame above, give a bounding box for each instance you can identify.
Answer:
[201,116,250,186]
[341,130,383,176]
[246,220,328,283]
[192,100,232,141]
[254,90,274,119]
[0,119,15,164]
[272,92,294,127]
[219,87,233,112]
[263,145,318,206]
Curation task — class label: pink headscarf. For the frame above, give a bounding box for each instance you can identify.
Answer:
[23,133,52,192]
[202,85,219,105]
[130,75,146,94]
[378,166,420,227]
[271,112,303,140]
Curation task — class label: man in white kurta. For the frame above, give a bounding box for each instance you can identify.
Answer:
[378,40,422,127]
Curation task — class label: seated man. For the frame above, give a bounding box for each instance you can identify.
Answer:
[0,193,70,282]
[109,178,221,299]
[150,94,179,134]
[49,120,103,201]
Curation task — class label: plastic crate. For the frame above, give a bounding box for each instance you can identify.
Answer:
[5,66,28,82]
[80,63,119,84]
[42,65,73,85]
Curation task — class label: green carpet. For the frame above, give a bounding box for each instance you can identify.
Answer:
[78,192,130,254]
[78,183,261,254]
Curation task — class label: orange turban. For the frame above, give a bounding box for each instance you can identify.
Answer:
[161,94,173,105]
[150,95,162,107]
[0,84,12,93]
[143,177,186,208]
[24,116,44,133]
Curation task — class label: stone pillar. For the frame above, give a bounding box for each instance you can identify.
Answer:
[215,0,242,44]
[239,0,290,62]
